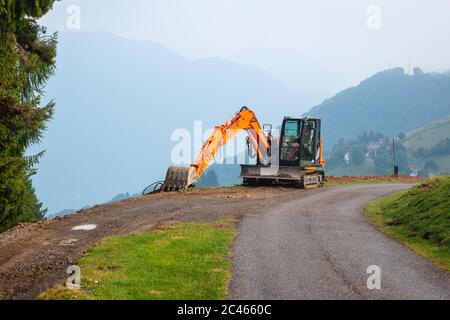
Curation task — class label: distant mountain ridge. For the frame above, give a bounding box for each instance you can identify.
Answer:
[31,32,311,214]
[307,68,450,148]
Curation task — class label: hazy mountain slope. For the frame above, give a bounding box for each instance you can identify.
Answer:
[30,32,308,214]
[403,116,450,175]
[307,68,450,148]
[403,116,450,152]
[198,164,242,187]
[324,116,450,177]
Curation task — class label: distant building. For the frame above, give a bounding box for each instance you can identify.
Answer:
[367,142,382,156]
[344,152,350,164]
[410,169,419,177]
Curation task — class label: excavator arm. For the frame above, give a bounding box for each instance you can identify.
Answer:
[193,107,270,177]
[164,107,270,191]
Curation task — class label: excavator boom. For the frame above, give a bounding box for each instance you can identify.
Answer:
[164,107,270,191]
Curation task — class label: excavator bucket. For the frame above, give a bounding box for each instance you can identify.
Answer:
[163,166,197,191]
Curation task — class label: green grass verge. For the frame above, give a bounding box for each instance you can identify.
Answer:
[365,177,450,271]
[39,220,236,300]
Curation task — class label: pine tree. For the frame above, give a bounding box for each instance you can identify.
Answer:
[0,0,57,232]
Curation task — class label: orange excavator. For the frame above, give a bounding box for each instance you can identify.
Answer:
[162,107,325,191]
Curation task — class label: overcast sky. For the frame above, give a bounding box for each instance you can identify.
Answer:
[40,0,450,93]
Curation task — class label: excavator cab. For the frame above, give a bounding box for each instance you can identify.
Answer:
[241,117,325,188]
[280,117,322,167]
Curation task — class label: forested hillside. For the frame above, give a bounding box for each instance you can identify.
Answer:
[404,116,450,176]
[308,68,450,148]
[0,0,57,231]
[326,116,450,177]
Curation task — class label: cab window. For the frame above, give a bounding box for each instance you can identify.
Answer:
[280,120,301,162]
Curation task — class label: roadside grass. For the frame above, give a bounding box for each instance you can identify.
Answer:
[365,177,450,271]
[39,220,236,300]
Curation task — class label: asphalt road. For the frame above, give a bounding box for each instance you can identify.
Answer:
[229,184,450,300]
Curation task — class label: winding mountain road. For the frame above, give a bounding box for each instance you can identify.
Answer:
[229,184,450,300]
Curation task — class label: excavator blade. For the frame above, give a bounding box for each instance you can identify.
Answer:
[163,166,197,191]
